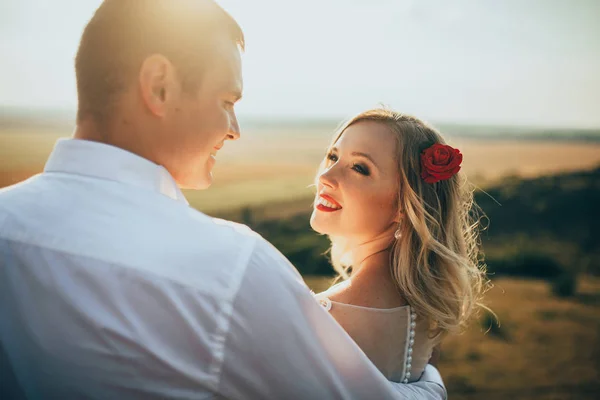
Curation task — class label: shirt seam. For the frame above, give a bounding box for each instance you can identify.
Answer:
[207,235,259,392]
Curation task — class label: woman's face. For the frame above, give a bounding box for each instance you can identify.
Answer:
[310,121,400,244]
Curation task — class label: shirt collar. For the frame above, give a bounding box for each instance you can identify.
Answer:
[44,138,189,205]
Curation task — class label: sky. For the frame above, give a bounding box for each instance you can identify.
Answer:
[1,0,599,128]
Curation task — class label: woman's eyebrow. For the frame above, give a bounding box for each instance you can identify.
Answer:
[351,151,379,169]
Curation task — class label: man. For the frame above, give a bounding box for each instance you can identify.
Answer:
[0,1,446,398]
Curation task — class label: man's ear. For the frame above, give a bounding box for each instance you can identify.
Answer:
[139,54,176,117]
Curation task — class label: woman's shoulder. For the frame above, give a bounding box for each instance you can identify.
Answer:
[329,264,407,310]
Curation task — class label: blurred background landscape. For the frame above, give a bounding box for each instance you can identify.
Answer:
[2,0,600,398]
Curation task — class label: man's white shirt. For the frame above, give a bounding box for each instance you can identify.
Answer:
[0,138,446,399]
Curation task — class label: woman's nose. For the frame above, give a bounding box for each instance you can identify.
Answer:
[318,167,338,189]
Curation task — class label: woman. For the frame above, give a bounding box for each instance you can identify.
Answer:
[311,108,489,383]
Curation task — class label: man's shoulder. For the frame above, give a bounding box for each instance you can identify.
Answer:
[199,216,292,272]
[196,216,307,286]
[177,212,263,250]
[0,175,41,200]
[208,217,256,237]
[0,176,45,229]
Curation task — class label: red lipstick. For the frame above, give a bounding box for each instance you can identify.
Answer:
[315,194,342,212]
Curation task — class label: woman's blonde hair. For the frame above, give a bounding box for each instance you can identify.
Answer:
[318,108,490,338]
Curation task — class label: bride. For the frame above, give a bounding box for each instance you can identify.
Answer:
[311,108,489,383]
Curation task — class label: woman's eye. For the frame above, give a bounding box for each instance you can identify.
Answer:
[326,153,338,163]
[352,163,370,176]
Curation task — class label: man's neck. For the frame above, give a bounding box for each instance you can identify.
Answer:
[73,118,110,144]
[73,116,154,165]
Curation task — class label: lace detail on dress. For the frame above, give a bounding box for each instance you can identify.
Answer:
[313,289,432,383]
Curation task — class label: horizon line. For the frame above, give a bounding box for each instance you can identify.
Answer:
[1,105,600,132]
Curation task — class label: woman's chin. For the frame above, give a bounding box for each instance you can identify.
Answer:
[309,212,322,231]
[310,211,332,235]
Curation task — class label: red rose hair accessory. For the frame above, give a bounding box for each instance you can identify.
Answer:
[420,143,463,184]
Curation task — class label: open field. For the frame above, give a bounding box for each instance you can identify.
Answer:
[305,276,600,400]
[2,126,600,214]
[3,122,599,398]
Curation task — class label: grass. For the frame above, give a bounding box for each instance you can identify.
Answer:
[305,276,600,399]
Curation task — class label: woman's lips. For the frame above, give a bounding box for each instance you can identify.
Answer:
[320,194,341,207]
[316,204,340,212]
[315,194,342,212]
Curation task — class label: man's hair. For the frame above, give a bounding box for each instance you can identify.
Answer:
[75,0,244,124]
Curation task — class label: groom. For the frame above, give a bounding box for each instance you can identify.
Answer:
[0,1,446,398]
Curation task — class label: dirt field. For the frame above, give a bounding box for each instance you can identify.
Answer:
[2,127,600,213]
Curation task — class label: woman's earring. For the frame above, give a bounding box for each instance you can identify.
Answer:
[394,226,402,240]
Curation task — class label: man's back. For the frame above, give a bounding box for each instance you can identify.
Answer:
[0,139,261,398]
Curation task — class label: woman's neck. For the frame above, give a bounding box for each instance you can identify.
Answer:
[347,225,396,276]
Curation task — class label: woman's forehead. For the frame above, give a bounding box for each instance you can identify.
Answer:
[335,122,397,157]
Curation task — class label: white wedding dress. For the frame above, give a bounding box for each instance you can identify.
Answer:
[314,284,436,383]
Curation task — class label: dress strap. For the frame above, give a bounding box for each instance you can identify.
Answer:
[318,297,332,311]
[312,291,333,312]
